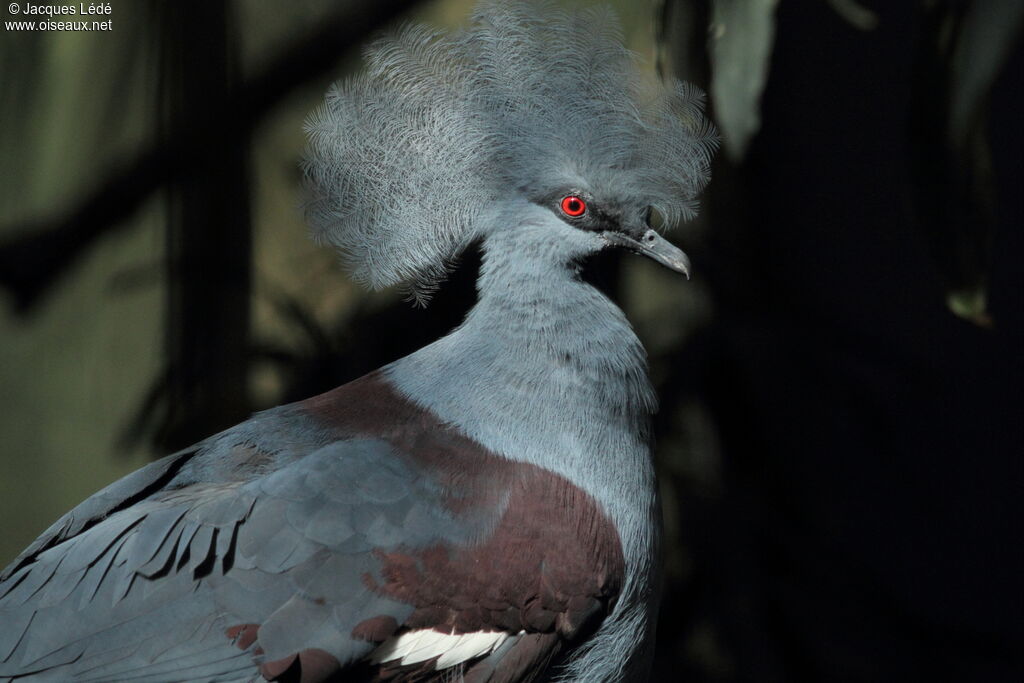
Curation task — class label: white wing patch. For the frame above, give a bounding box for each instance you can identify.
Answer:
[370,628,515,669]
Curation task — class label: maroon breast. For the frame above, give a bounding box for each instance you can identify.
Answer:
[301,371,626,645]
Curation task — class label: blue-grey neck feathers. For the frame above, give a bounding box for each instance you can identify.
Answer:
[303,0,715,303]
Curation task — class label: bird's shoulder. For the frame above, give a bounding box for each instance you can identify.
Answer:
[0,369,417,581]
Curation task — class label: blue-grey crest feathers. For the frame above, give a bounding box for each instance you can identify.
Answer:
[303,0,716,303]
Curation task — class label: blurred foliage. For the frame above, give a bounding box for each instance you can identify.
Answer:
[910,0,1023,325]
[1,1,1021,681]
[707,0,777,162]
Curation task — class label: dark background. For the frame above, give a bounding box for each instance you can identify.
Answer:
[1,1,1020,681]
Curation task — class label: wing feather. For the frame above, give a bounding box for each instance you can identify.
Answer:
[1,448,197,582]
[0,433,462,680]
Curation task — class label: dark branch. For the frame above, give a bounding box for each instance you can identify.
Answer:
[0,0,422,314]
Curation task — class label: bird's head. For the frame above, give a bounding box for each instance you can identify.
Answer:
[304,0,715,303]
[528,187,692,278]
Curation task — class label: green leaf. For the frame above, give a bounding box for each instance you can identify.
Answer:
[949,0,1024,149]
[708,0,779,162]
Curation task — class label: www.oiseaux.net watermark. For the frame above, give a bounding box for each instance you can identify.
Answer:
[5,3,113,31]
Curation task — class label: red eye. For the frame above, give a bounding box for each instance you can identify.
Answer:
[560,195,587,217]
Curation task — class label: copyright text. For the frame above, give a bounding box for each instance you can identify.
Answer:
[5,3,113,31]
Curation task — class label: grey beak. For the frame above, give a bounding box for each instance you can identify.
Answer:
[601,229,692,278]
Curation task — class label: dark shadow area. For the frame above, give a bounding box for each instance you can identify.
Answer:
[652,2,1023,682]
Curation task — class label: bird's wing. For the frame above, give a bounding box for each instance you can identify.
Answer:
[0,373,625,682]
[0,447,198,583]
[0,399,319,585]
[0,436,433,681]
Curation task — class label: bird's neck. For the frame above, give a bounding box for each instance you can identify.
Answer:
[386,231,657,495]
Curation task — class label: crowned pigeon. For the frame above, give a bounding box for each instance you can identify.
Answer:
[0,2,714,680]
